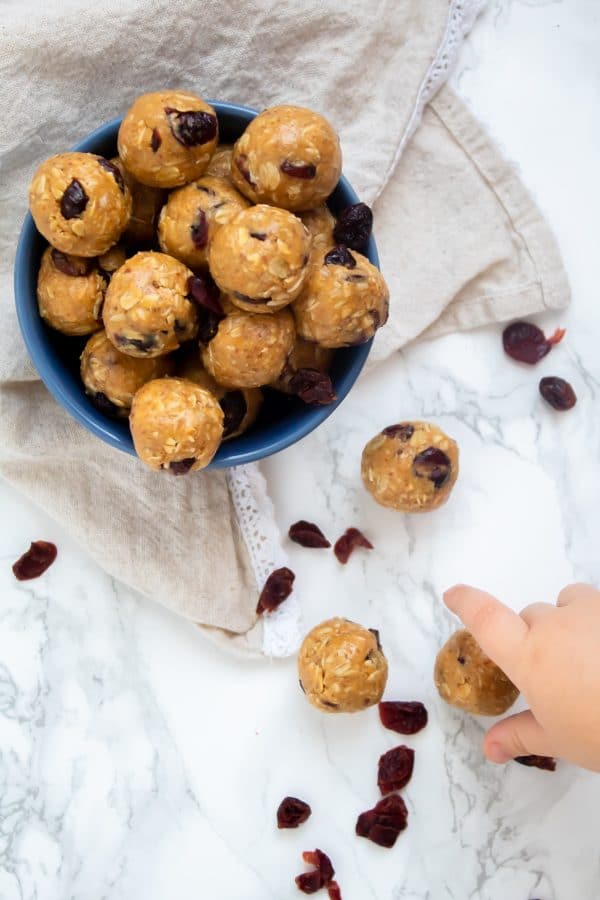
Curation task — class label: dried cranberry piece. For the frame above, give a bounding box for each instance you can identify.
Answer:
[289,368,337,405]
[327,882,342,900]
[164,107,217,147]
[539,376,577,411]
[98,158,125,193]
[190,209,209,249]
[250,231,267,241]
[333,527,373,564]
[502,321,566,365]
[369,628,382,651]
[324,246,356,269]
[333,202,373,250]
[60,179,88,219]
[50,248,91,277]
[281,160,317,179]
[91,391,120,418]
[379,701,428,735]
[197,310,222,344]
[514,755,556,771]
[356,795,408,848]
[234,153,255,185]
[12,541,57,581]
[115,334,157,353]
[382,423,414,441]
[232,291,268,306]
[220,391,247,437]
[256,566,295,614]
[169,457,196,475]
[187,274,223,315]
[296,871,323,894]
[151,128,162,152]
[412,447,451,489]
[378,745,415,794]
[277,796,312,829]
[300,850,334,885]
[289,520,331,549]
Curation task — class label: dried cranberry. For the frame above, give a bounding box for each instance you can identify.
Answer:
[281,160,317,179]
[60,179,88,219]
[234,154,255,185]
[324,246,356,269]
[164,107,217,147]
[502,321,566,365]
[327,883,342,900]
[115,334,157,353]
[289,369,337,405]
[151,128,162,152]
[232,291,268,306]
[296,871,323,894]
[169,457,196,475]
[187,274,223,315]
[91,391,120,418]
[277,796,311,829]
[379,701,428,735]
[256,566,295,614]
[333,527,373,564]
[98,158,125,193]
[12,541,57,581]
[250,231,267,241]
[412,447,451,489]
[356,794,408,848]
[382,423,414,441]
[295,849,335,892]
[190,209,209,249]
[539,376,577,411]
[369,628,382,651]
[378,745,415,794]
[289,520,331,548]
[197,310,222,344]
[220,391,247,438]
[333,203,373,250]
[50,248,91,277]
[514,755,556,771]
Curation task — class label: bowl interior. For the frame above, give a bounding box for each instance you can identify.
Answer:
[15,102,378,468]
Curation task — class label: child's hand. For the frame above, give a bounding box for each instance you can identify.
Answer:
[443,583,600,771]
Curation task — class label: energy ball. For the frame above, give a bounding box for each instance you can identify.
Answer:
[97,244,127,277]
[231,105,342,211]
[209,205,311,313]
[298,617,388,713]
[103,251,198,358]
[297,205,336,260]
[158,175,249,270]
[361,421,459,513]
[29,152,132,256]
[205,144,234,179]
[202,308,295,389]
[434,629,519,716]
[111,157,165,245]
[271,336,333,394]
[80,330,172,417]
[130,377,224,473]
[293,246,389,347]
[117,90,219,188]
[178,354,263,440]
[37,247,105,336]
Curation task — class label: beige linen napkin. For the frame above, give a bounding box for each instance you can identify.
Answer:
[0,0,570,655]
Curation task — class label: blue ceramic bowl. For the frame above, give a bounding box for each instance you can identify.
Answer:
[14,101,378,468]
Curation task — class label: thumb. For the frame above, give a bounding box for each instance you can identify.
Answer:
[483,710,556,764]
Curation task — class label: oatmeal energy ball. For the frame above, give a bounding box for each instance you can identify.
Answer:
[178,355,263,440]
[434,629,519,716]
[271,335,333,394]
[97,244,127,276]
[297,205,336,257]
[205,144,234,179]
[37,247,106,336]
[29,152,132,256]
[209,205,311,312]
[293,246,389,347]
[130,377,224,473]
[103,251,198,358]
[298,617,388,713]
[111,157,165,245]
[231,105,342,211]
[118,91,219,188]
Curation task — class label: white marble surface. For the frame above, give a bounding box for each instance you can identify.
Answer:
[3,2,600,898]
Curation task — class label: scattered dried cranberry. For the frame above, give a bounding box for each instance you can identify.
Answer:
[190,209,209,249]
[289,520,331,549]
[60,179,88,219]
[234,154,255,185]
[502,321,566,365]
[356,794,408,848]
[539,376,577,411]
[12,541,57,581]
[250,231,267,241]
[220,391,247,438]
[377,745,414,795]
[412,447,451,489]
[187,274,223,315]
[379,701,428,735]
[164,107,217,147]
[295,849,335,894]
[324,246,356,269]
[333,202,373,250]
[90,391,120,418]
[514,755,556,771]
[334,527,373,564]
[256,566,295,614]
[281,160,317,179]
[98,158,125,193]
[296,871,323,894]
[382,423,414,441]
[169,457,196,475]
[289,369,337,405]
[150,128,162,152]
[50,248,91,277]
[327,882,342,900]
[277,796,312,829]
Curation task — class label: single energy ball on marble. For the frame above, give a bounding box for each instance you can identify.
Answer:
[130,377,224,473]
[110,156,165,245]
[158,175,249,270]
[209,205,311,313]
[298,617,388,713]
[293,245,389,347]
[29,152,132,256]
[434,629,519,716]
[201,307,295,388]
[117,90,219,188]
[36,247,106,335]
[297,205,336,261]
[80,330,173,418]
[231,105,342,211]
[103,251,198,358]
[270,335,333,394]
[205,144,234,180]
[361,421,459,512]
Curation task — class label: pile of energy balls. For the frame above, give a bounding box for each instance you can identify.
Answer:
[28,89,390,474]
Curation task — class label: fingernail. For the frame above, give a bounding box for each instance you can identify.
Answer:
[485,741,512,764]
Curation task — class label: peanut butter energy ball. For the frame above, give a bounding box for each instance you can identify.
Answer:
[361,421,459,513]
[297,205,336,259]
[103,251,198,358]
[293,246,389,347]
[29,152,132,256]
[111,157,165,245]
[298,617,388,713]
[178,355,263,440]
[271,336,333,393]
[205,144,234,179]
[80,330,172,417]
[37,247,106,336]
[158,175,249,270]
[97,244,127,277]
[434,629,519,716]
[118,90,219,188]
[130,377,224,473]
[231,105,342,211]
[209,205,311,313]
